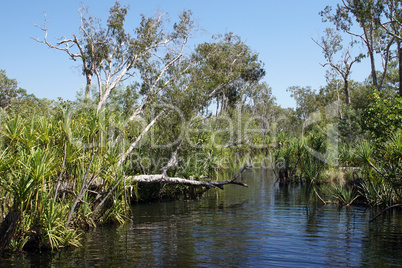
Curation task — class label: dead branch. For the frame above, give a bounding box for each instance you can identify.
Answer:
[94,163,252,219]
[369,204,402,223]
[160,140,184,177]
[32,15,82,61]
[66,146,99,227]
[128,163,252,190]
[118,108,166,167]
[54,139,68,202]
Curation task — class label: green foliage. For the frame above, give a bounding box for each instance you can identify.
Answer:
[338,143,357,167]
[287,86,319,120]
[0,70,33,109]
[192,33,265,112]
[0,114,82,251]
[354,131,402,205]
[362,91,402,141]
[0,106,117,251]
[38,197,81,250]
[330,184,359,206]
[350,83,372,110]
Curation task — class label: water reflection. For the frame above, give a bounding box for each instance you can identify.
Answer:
[361,208,402,267]
[1,168,401,267]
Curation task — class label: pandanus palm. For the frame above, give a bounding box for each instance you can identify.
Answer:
[0,114,62,252]
[355,139,397,205]
[386,132,402,191]
[3,115,25,151]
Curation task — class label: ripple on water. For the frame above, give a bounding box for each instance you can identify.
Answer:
[1,169,401,267]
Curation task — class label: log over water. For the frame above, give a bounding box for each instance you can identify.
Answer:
[127,163,252,190]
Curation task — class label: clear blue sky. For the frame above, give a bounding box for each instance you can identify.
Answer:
[0,0,371,108]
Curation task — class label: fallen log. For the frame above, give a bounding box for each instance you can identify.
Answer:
[127,163,253,190]
[92,164,253,220]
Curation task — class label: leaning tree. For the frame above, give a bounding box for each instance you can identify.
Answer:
[32,1,265,228]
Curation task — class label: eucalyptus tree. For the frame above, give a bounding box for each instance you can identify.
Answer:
[287,86,320,121]
[0,1,272,253]
[241,82,276,137]
[34,1,193,112]
[372,0,402,96]
[312,28,364,105]
[119,33,266,180]
[321,0,394,91]
[191,33,265,115]
[30,1,265,231]
[246,82,276,117]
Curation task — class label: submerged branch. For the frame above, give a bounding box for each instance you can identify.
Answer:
[369,204,402,223]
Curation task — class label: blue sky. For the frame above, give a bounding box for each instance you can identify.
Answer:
[0,0,371,108]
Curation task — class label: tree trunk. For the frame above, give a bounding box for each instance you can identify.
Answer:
[369,49,378,91]
[364,25,379,91]
[92,164,252,221]
[84,72,92,100]
[344,77,350,105]
[0,209,20,255]
[127,174,249,189]
[66,147,99,227]
[399,41,402,97]
[118,108,166,167]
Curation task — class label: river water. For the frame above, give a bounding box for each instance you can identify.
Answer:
[1,168,401,267]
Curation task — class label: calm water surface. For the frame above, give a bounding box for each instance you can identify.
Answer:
[1,168,401,267]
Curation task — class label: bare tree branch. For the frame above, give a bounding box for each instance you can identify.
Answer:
[118,108,166,167]
[129,163,252,190]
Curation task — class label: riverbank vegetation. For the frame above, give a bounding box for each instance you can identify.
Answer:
[272,90,402,207]
[1,0,401,254]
